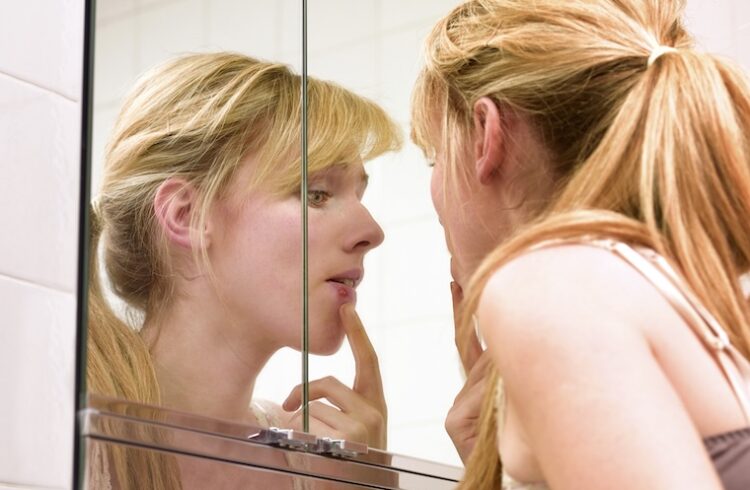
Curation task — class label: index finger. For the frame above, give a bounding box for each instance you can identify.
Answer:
[340,303,384,403]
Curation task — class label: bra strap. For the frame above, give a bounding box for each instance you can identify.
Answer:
[600,239,750,424]
[526,236,750,424]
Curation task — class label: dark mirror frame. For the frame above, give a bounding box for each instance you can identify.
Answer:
[73,0,96,487]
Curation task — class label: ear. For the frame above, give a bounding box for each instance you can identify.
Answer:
[153,178,207,250]
[472,97,504,186]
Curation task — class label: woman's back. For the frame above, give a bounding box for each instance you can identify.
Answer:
[485,238,750,489]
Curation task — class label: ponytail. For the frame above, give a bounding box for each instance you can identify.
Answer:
[86,201,181,490]
[553,49,750,359]
[414,2,750,488]
[86,200,161,402]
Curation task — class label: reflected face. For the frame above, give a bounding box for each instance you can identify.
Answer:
[210,157,383,355]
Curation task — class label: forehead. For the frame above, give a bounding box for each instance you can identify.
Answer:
[311,161,368,183]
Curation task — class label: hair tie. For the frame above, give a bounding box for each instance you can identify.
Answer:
[648,45,678,67]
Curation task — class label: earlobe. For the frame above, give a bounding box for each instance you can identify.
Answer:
[473,97,504,186]
[153,178,205,250]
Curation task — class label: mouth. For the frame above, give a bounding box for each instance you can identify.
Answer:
[328,278,357,288]
[326,269,363,289]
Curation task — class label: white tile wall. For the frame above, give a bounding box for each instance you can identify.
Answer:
[388,420,461,467]
[379,23,435,124]
[205,0,280,60]
[307,0,379,53]
[380,0,462,31]
[0,484,63,490]
[0,277,77,488]
[0,75,80,293]
[379,220,454,325]
[278,0,303,67]
[383,318,463,428]
[308,38,380,100]
[136,0,207,73]
[96,0,137,24]
[685,0,736,58]
[0,0,84,101]
[93,15,138,106]
[0,0,83,487]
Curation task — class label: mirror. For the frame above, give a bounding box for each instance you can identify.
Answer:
[89,0,305,433]
[86,0,468,481]
[304,0,465,466]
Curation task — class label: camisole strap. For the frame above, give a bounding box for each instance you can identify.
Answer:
[527,236,750,424]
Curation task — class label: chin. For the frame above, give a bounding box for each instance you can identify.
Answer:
[308,327,346,356]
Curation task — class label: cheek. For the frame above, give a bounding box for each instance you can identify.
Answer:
[430,166,444,221]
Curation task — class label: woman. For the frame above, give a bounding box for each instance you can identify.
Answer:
[87,52,400,488]
[411,1,750,488]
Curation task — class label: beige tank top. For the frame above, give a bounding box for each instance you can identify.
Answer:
[495,237,750,490]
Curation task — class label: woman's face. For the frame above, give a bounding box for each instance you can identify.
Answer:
[430,136,505,287]
[429,144,487,288]
[428,107,551,288]
[209,157,383,355]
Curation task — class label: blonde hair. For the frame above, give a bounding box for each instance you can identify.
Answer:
[87,52,401,488]
[411,1,750,488]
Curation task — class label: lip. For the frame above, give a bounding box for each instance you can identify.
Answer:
[326,268,364,289]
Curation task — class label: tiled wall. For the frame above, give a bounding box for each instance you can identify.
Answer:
[0,0,84,489]
[91,0,306,438]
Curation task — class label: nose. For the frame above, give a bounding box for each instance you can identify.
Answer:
[344,204,385,253]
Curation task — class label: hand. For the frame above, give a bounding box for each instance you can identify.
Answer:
[445,281,492,463]
[283,303,388,449]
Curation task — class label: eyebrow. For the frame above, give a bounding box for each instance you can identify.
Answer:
[311,164,369,192]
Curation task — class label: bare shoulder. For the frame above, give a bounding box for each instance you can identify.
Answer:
[477,243,664,370]
[477,244,725,489]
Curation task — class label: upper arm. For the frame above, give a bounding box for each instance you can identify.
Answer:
[477,245,722,490]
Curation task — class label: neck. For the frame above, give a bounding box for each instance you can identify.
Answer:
[141,291,278,423]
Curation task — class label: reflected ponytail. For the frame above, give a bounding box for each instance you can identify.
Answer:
[86,201,181,489]
[87,200,160,403]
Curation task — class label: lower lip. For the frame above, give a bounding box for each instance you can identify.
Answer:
[327,281,356,303]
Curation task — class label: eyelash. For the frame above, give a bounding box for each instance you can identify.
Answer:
[307,189,331,207]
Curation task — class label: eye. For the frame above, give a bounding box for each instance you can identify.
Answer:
[427,159,436,168]
[307,189,331,207]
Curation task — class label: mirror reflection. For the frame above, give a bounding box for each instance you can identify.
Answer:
[86,1,405,487]
[305,0,466,466]
[90,0,304,400]
[90,0,466,471]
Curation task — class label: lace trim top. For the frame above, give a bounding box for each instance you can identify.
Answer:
[495,237,750,490]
